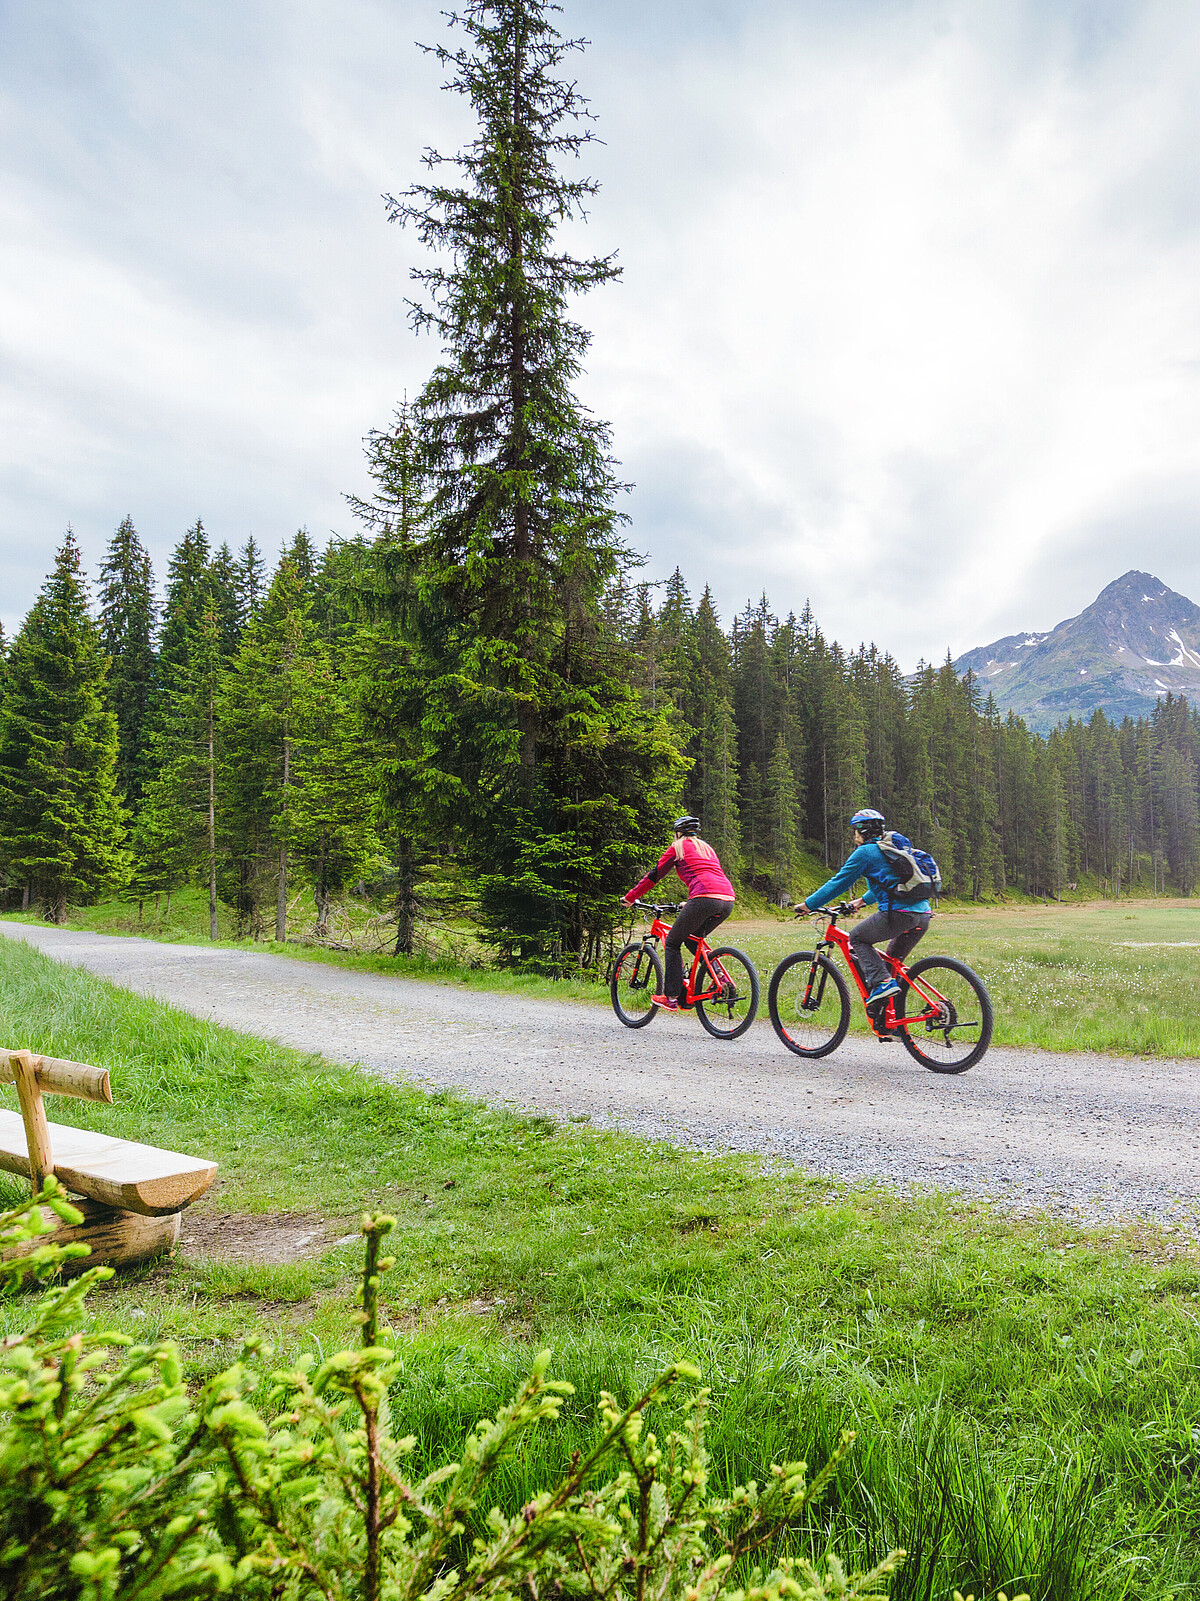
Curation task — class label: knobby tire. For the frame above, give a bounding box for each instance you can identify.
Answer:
[897,955,993,1072]
[695,946,759,1040]
[611,941,664,1028]
[768,951,851,1058]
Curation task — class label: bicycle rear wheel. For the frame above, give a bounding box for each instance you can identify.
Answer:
[768,952,850,1058]
[897,956,993,1072]
[610,942,663,1028]
[695,947,759,1039]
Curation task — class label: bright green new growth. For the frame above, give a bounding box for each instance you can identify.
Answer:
[0,1201,913,1601]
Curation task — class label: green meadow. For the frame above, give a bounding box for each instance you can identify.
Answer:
[0,932,1197,1598]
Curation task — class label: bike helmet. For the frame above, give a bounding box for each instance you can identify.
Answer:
[849,808,886,839]
[672,815,702,836]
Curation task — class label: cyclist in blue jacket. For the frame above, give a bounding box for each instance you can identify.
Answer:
[799,808,932,1006]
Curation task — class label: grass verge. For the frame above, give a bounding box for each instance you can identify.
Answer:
[0,934,1197,1597]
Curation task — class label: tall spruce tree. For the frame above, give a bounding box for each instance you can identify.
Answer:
[97,516,156,808]
[209,542,244,657]
[289,645,380,941]
[132,523,249,931]
[764,732,799,902]
[383,0,679,967]
[693,698,742,876]
[1162,744,1200,893]
[155,521,212,700]
[677,587,741,874]
[348,406,442,957]
[390,0,625,725]
[133,604,226,936]
[219,551,326,943]
[236,536,267,629]
[0,531,129,919]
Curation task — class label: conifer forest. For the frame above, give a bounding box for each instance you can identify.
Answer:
[2,0,1198,971]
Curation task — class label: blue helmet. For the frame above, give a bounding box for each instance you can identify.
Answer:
[850,808,886,840]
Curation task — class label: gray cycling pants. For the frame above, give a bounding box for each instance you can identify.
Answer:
[664,896,735,998]
[849,908,931,990]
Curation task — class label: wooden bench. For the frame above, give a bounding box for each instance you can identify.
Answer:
[0,1048,217,1270]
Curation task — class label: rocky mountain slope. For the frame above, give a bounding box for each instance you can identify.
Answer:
[952,571,1200,733]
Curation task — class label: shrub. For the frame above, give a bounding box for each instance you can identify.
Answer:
[0,1187,1029,1601]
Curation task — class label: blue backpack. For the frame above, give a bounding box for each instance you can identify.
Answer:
[878,831,942,900]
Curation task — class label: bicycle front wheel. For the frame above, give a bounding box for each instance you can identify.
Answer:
[768,952,850,1058]
[610,941,663,1028]
[897,956,993,1072]
[695,947,759,1039]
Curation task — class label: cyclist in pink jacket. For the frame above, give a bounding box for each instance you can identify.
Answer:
[622,816,736,1011]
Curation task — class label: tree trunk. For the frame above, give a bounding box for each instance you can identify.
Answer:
[276,844,288,943]
[275,731,291,944]
[508,15,537,789]
[21,885,29,911]
[207,685,218,941]
[394,833,418,957]
[315,837,330,939]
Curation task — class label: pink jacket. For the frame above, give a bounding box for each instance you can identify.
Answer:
[625,836,735,904]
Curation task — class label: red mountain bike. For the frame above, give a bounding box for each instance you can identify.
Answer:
[768,902,993,1071]
[610,901,760,1039]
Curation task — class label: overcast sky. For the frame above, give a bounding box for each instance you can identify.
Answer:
[3,0,1200,666]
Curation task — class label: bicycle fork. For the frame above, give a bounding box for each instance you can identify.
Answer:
[630,943,657,989]
[800,949,830,1012]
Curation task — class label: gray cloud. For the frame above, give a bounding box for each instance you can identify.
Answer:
[4,0,1200,675]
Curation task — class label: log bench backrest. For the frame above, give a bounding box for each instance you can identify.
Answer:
[0,1048,216,1216]
[0,1049,111,1190]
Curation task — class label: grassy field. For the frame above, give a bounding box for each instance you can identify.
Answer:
[1,934,1198,1598]
[734,899,1200,1058]
[7,889,1200,1058]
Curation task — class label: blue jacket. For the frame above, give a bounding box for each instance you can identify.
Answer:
[803,841,932,916]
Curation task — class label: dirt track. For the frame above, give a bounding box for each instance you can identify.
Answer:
[3,922,1198,1232]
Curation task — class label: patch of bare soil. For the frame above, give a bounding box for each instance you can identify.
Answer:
[179,1210,347,1263]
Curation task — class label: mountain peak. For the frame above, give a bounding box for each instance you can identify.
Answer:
[954,572,1200,733]
[1093,570,1169,604]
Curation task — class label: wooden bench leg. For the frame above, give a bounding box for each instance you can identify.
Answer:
[2,1201,182,1276]
[11,1050,53,1193]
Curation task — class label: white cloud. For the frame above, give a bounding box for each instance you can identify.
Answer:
[575,1,1200,656]
[3,0,1200,670]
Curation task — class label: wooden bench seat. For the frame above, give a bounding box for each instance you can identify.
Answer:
[1,1048,218,1269]
[0,1108,216,1216]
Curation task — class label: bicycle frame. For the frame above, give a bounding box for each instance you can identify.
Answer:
[629,905,732,1006]
[807,906,949,1032]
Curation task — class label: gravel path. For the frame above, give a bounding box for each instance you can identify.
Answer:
[3,922,1198,1233]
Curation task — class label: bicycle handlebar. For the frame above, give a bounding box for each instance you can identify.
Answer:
[629,898,682,916]
[795,901,858,920]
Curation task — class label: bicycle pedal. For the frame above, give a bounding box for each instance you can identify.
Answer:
[872,1030,897,1042]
